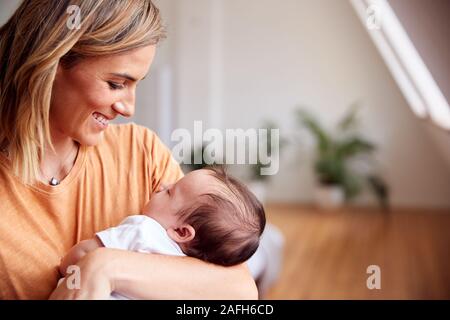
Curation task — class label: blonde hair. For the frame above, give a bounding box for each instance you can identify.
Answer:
[0,0,165,184]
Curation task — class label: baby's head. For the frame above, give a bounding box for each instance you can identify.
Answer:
[143,167,266,266]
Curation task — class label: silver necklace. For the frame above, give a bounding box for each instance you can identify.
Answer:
[42,144,80,186]
[1,146,79,186]
[49,177,60,186]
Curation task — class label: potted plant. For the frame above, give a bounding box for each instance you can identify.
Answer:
[296,105,389,210]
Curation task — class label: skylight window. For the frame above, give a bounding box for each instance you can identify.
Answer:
[350,0,450,130]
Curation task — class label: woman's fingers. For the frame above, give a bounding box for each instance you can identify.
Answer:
[49,249,114,300]
[49,278,110,300]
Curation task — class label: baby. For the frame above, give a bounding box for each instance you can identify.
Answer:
[58,166,266,298]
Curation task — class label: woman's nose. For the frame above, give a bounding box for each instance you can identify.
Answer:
[112,101,134,118]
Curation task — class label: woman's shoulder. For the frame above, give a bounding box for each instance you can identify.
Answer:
[104,122,155,141]
[95,122,182,182]
[95,122,176,171]
[100,123,158,153]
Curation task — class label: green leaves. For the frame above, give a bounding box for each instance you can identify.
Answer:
[296,109,331,155]
[314,155,345,185]
[335,137,375,158]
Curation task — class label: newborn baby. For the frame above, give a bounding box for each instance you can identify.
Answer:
[58,167,266,299]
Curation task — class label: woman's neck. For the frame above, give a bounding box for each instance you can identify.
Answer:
[40,129,79,184]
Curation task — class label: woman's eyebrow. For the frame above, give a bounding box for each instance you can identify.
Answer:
[108,72,146,82]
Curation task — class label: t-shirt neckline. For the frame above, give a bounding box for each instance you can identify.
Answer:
[0,144,88,195]
[31,145,88,195]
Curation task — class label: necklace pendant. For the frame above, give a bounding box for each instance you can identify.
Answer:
[49,177,60,186]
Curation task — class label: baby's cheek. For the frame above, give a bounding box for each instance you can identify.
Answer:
[143,193,166,213]
[142,199,154,215]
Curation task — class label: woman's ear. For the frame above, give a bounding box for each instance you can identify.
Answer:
[167,224,195,243]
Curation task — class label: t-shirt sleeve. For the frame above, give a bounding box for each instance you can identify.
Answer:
[140,127,184,193]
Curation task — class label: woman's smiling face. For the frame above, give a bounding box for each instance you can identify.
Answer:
[50,45,156,145]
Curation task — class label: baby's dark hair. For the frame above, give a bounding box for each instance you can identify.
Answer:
[178,167,266,266]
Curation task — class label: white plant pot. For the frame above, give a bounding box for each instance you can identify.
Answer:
[247,181,267,204]
[314,185,345,209]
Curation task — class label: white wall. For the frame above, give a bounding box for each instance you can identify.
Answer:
[169,0,450,208]
[0,0,19,22]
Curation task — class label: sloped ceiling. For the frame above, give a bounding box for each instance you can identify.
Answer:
[388,0,450,171]
[388,0,450,105]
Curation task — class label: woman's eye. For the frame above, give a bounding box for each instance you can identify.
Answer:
[107,81,125,90]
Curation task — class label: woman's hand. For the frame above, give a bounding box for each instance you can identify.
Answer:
[59,238,103,277]
[49,248,114,300]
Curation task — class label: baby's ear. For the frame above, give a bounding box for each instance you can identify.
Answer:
[167,224,195,243]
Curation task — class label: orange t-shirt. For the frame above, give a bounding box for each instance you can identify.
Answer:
[0,123,184,299]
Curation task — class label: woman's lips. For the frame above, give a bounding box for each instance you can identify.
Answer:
[92,112,109,129]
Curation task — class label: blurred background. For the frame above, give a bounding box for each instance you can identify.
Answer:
[1,0,449,299]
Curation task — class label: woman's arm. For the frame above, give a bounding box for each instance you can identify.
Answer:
[50,247,258,300]
[108,248,258,299]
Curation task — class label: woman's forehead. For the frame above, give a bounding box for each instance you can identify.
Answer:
[71,45,156,80]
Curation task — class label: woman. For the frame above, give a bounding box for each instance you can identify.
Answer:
[0,0,256,299]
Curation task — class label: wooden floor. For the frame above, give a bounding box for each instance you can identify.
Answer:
[264,204,450,299]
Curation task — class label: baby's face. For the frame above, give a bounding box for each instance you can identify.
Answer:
[142,169,218,230]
